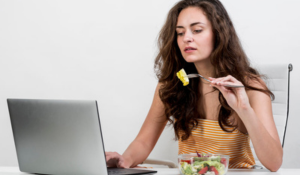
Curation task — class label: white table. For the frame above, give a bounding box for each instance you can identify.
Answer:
[1,167,300,175]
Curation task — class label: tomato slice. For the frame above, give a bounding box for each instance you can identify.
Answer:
[181,159,191,164]
[221,158,227,166]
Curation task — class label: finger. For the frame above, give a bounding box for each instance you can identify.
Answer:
[210,76,229,84]
[211,83,231,94]
[117,158,124,168]
[118,157,130,168]
[211,78,228,87]
[105,153,112,161]
[211,76,242,87]
[212,75,238,82]
[216,76,235,85]
[209,77,223,82]
[108,152,121,157]
[221,75,240,84]
[211,84,224,92]
[106,152,121,161]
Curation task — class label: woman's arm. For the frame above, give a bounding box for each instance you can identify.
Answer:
[238,87,282,171]
[106,83,168,168]
[209,76,283,172]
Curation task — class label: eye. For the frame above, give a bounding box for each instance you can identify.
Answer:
[176,31,184,36]
[194,29,202,33]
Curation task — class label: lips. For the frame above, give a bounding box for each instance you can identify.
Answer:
[184,46,197,52]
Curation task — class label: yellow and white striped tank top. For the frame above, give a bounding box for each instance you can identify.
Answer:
[178,119,255,168]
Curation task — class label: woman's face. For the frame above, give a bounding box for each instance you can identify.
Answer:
[176,7,214,63]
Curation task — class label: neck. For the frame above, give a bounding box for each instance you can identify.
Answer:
[194,60,214,78]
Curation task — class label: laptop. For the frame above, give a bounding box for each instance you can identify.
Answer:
[7,99,157,175]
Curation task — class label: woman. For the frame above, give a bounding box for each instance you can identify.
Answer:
[106,0,282,171]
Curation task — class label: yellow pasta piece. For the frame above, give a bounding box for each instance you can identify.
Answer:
[177,68,189,86]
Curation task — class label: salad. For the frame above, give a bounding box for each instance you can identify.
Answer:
[179,152,228,175]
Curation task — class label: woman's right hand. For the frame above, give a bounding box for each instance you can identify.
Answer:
[105,152,131,168]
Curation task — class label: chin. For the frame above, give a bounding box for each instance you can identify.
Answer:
[183,55,206,63]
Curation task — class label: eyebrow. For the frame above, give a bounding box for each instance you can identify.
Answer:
[176,22,205,29]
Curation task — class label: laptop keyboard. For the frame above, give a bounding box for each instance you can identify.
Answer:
[107,168,156,175]
[108,168,133,175]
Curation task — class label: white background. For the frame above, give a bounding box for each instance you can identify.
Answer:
[0,0,299,168]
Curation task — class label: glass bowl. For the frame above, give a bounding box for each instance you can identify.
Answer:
[178,153,229,175]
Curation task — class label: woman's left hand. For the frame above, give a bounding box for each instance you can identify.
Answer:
[209,75,250,113]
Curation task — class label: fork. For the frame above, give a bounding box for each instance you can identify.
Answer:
[187,74,245,88]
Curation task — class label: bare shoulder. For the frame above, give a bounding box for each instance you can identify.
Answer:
[246,76,267,90]
[246,76,271,101]
[155,82,164,92]
[245,76,273,124]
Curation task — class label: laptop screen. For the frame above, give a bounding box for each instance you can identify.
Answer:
[8,99,108,175]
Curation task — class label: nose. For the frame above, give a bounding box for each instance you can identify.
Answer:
[183,31,194,43]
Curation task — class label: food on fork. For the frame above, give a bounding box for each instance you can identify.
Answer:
[177,68,189,86]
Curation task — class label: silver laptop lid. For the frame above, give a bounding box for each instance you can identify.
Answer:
[7,99,108,175]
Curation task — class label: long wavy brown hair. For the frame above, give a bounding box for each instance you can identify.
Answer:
[154,0,274,141]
